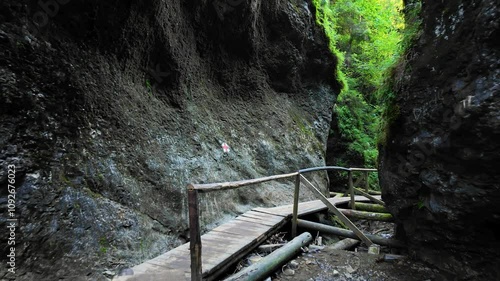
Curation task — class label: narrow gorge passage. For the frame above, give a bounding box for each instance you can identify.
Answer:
[1,0,498,280]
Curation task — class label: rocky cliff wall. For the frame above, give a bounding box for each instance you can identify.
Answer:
[379,0,499,280]
[0,0,340,279]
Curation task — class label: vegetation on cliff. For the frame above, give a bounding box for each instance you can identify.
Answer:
[313,0,421,187]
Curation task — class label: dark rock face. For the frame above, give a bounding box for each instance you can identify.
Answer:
[0,0,340,279]
[379,0,500,280]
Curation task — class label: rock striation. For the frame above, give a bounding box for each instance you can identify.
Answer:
[0,0,340,279]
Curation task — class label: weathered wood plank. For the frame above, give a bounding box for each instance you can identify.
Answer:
[241,210,285,221]
[210,226,266,237]
[234,216,279,227]
[212,219,271,230]
[113,195,382,281]
[204,216,289,280]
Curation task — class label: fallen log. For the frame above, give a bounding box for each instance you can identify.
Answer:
[352,187,385,205]
[348,202,388,213]
[329,192,344,198]
[336,208,393,222]
[223,232,313,281]
[257,244,285,253]
[329,238,360,250]
[297,219,404,248]
[366,189,382,195]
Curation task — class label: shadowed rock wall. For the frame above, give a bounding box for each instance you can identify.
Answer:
[0,0,340,279]
[379,0,499,280]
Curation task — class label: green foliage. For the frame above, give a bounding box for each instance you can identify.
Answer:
[145,79,153,96]
[289,108,314,138]
[377,1,422,145]
[416,200,425,210]
[313,0,419,177]
[330,214,348,229]
[99,236,109,255]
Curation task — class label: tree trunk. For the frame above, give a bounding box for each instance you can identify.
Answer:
[336,208,393,222]
[367,189,382,195]
[223,232,313,281]
[348,202,388,213]
[329,238,360,250]
[297,219,404,248]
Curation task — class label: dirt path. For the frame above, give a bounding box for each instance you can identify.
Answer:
[272,246,438,281]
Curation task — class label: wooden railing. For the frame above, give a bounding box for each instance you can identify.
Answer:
[187,166,379,281]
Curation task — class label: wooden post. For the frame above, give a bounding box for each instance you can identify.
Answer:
[188,186,202,281]
[291,174,300,238]
[349,170,355,210]
[365,171,370,192]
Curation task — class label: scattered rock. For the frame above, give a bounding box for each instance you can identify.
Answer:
[103,270,115,278]
[288,260,299,269]
[248,254,263,265]
[117,268,134,276]
[283,268,295,276]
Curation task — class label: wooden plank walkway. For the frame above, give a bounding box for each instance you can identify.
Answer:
[113,195,376,281]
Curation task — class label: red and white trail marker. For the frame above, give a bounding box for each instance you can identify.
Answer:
[222,142,230,153]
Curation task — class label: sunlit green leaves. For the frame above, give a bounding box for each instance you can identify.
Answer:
[312,0,407,169]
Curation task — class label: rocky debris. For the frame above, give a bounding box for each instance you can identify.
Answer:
[273,247,438,281]
[379,0,500,280]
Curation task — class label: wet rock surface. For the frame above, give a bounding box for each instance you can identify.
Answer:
[379,0,500,280]
[0,0,340,279]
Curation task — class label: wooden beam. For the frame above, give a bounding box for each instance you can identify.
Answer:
[299,175,373,246]
[190,172,298,193]
[364,171,370,192]
[297,219,404,248]
[348,202,387,213]
[329,192,344,198]
[349,168,378,172]
[291,174,300,238]
[353,187,385,206]
[366,189,382,195]
[349,171,355,210]
[336,208,394,222]
[188,187,202,281]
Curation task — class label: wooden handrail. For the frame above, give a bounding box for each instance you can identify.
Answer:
[188,172,298,193]
[299,166,377,173]
[299,175,373,246]
[187,166,379,281]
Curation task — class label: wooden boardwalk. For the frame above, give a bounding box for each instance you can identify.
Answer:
[113,195,375,281]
